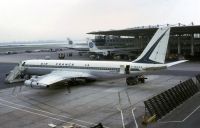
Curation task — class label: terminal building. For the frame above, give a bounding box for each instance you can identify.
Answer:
[87,24,200,60]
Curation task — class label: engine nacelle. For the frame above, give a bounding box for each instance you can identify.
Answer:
[24,79,49,88]
[24,80,32,86]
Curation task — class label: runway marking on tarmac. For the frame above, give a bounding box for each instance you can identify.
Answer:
[0,102,87,128]
[159,104,200,123]
[0,98,110,128]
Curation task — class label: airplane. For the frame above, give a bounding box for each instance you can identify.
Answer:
[7,27,187,88]
[88,40,138,59]
[66,38,89,51]
[0,41,67,55]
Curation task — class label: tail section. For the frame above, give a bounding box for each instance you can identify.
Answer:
[166,60,188,67]
[88,41,98,52]
[133,27,170,64]
[67,38,73,45]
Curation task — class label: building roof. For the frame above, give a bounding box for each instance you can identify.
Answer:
[87,25,200,36]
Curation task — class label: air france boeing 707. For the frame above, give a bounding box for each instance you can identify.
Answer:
[12,27,186,88]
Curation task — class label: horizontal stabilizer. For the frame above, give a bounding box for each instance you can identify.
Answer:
[166,60,188,67]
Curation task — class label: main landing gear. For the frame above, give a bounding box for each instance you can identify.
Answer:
[126,75,147,85]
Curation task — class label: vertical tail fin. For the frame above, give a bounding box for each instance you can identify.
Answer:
[133,27,170,64]
[88,41,98,52]
[67,38,73,45]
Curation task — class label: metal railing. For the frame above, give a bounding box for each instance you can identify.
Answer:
[144,78,199,120]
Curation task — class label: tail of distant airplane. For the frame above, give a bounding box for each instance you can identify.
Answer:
[133,27,170,64]
[88,41,99,51]
[67,38,73,45]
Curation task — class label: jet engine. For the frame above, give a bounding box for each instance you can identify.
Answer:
[24,76,49,88]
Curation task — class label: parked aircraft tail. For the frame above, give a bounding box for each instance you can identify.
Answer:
[133,27,171,64]
[67,38,73,45]
[88,41,98,51]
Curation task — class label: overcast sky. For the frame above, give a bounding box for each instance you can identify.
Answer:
[0,0,199,42]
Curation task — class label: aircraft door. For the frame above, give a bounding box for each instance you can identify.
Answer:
[120,65,130,74]
[125,65,130,74]
[120,65,125,74]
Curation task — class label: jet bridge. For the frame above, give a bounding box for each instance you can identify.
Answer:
[5,65,25,83]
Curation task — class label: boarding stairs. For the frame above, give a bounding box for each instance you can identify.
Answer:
[5,66,25,83]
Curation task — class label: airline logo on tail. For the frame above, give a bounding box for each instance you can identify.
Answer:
[89,42,94,48]
[88,41,98,52]
[133,27,170,64]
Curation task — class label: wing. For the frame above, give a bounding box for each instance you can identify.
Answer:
[24,70,96,88]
